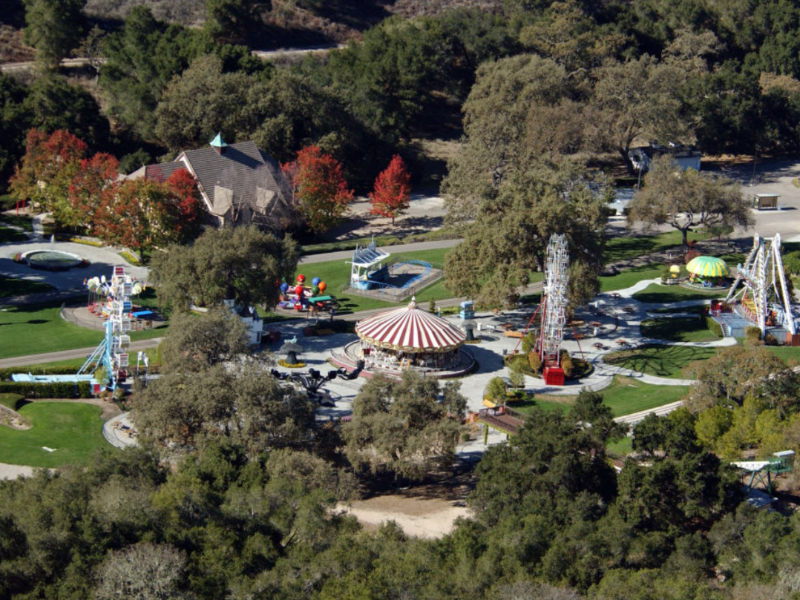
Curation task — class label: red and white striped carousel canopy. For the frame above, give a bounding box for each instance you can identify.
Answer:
[356,299,466,353]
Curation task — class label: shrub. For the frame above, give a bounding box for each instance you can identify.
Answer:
[0,381,82,398]
[705,317,723,338]
[528,351,542,373]
[784,251,800,276]
[745,326,762,343]
[522,332,537,354]
[428,298,436,313]
[120,250,141,265]
[560,351,574,378]
[764,333,779,346]
[508,364,525,389]
[485,377,508,402]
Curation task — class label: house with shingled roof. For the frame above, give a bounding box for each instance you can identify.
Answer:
[128,134,298,230]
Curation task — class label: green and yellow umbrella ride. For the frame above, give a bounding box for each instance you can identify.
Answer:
[686,256,730,278]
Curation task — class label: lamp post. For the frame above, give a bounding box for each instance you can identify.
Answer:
[751,144,760,186]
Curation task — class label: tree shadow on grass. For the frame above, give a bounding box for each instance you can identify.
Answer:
[605,344,717,378]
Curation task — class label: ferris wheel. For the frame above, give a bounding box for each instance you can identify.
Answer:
[539,234,570,385]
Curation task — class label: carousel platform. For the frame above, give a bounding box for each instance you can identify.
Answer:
[330,340,476,380]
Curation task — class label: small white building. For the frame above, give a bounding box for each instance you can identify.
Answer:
[223,299,263,345]
[629,143,702,173]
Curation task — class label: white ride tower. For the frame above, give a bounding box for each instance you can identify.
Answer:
[79,266,133,391]
[725,233,796,338]
[539,234,570,385]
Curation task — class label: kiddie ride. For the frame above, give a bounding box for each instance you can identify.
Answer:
[278,274,339,315]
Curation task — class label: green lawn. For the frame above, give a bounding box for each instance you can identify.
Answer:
[0,275,56,298]
[604,344,718,378]
[607,436,633,457]
[0,300,167,360]
[300,247,461,313]
[0,402,111,467]
[641,316,719,342]
[511,398,569,417]
[632,283,724,304]
[765,346,800,365]
[604,231,697,264]
[650,304,707,315]
[600,264,664,292]
[595,375,689,416]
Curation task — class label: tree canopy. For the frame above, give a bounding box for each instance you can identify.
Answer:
[627,155,753,248]
[151,225,299,311]
[343,371,467,481]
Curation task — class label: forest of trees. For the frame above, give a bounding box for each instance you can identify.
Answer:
[6,1,800,596]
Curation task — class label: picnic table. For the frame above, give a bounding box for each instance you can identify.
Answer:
[611,293,621,299]
[616,339,627,346]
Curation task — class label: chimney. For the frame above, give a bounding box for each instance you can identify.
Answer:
[210,132,228,155]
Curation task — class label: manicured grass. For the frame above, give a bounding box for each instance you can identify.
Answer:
[597,376,689,416]
[601,264,664,292]
[632,283,724,304]
[299,247,457,313]
[0,275,56,298]
[510,398,569,417]
[0,225,28,243]
[0,402,111,467]
[0,295,167,360]
[604,344,718,379]
[0,301,104,359]
[607,436,633,457]
[604,231,696,264]
[299,227,461,255]
[765,346,800,364]
[533,376,690,417]
[650,304,707,315]
[641,316,720,343]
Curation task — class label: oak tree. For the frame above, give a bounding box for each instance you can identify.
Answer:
[151,225,299,311]
[343,371,467,481]
[627,155,753,250]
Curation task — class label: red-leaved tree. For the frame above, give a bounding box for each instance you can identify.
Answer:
[165,168,203,243]
[282,145,353,233]
[9,129,89,224]
[66,153,120,229]
[369,155,411,225]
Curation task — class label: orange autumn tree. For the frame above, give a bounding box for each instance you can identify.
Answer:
[66,152,120,229]
[282,145,353,233]
[369,154,411,225]
[9,129,89,224]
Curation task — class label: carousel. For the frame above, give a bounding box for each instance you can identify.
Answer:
[352,297,467,372]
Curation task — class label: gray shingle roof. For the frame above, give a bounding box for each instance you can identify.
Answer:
[179,141,296,229]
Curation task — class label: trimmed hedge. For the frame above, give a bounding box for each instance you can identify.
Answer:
[0,381,92,398]
[0,366,81,381]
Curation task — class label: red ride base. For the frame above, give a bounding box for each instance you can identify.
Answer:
[543,365,565,386]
